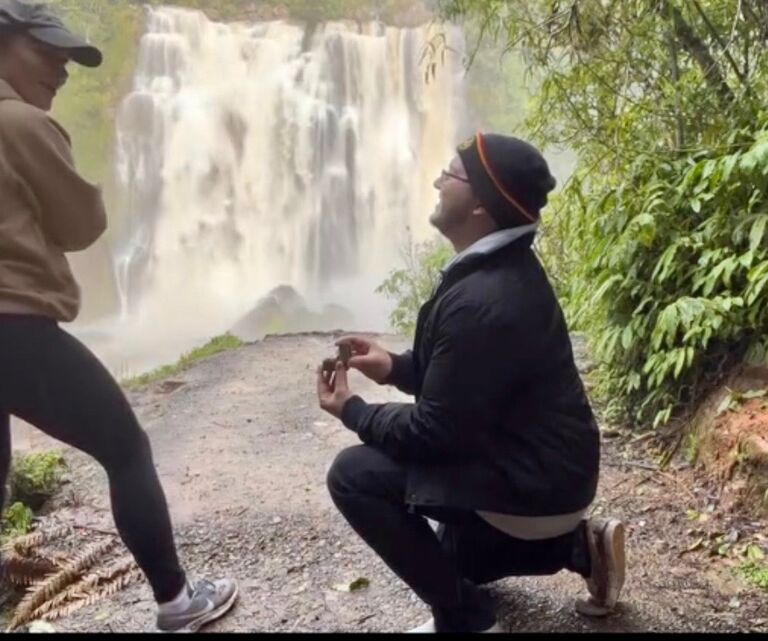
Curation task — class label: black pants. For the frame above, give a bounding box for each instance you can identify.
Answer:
[327,445,591,633]
[0,315,186,603]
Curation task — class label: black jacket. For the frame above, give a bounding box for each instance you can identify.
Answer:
[341,234,599,516]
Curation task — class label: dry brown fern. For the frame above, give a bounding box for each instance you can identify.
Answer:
[93,556,138,582]
[39,568,143,622]
[35,547,76,568]
[1,554,58,586]
[27,555,139,621]
[27,572,99,620]
[8,538,116,630]
[2,524,70,557]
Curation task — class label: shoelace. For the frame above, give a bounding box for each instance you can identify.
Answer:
[194,579,218,597]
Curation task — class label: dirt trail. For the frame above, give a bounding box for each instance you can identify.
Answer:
[8,333,768,633]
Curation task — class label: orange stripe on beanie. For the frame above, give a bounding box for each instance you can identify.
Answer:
[475,133,537,223]
[456,132,556,229]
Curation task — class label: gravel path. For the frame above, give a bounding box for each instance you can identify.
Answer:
[6,333,767,633]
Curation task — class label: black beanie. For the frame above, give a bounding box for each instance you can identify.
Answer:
[457,133,557,229]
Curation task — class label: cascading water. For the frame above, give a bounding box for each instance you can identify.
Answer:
[85,6,469,375]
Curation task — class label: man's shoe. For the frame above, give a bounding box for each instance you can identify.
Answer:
[576,517,625,617]
[156,578,238,632]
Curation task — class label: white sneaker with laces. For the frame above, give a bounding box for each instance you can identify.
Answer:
[156,578,239,633]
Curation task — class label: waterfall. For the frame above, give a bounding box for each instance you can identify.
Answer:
[92,6,467,373]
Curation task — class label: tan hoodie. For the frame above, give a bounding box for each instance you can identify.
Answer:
[0,79,107,322]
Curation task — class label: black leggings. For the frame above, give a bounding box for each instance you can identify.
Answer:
[0,315,185,603]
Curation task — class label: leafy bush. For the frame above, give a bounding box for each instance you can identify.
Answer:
[9,452,66,512]
[437,0,768,429]
[558,127,768,427]
[377,236,453,336]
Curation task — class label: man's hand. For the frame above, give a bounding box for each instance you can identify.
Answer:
[336,336,392,384]
[317,361,354,419]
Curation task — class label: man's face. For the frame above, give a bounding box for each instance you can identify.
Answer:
[0,34,70,111]
[429,155,477,235]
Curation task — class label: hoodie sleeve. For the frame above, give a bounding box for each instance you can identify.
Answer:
[5,105,107,251]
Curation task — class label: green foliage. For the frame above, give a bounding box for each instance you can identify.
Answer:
[437,0,768,429]
[0,502,34,543]
[738,560,768,591]
[122,333,245,389]
[10,452,66,511]
[48,0,144,185]
[377,236,453,336]
[557,130,768,427]
[1,452,66,543]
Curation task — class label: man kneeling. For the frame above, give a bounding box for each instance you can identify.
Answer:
[317,133,625,633]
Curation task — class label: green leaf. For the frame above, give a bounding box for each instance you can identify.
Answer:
[673,349,686,380]
[722,154,739,182]
[332,577,370,593]
[621,325,634,350]
[750,215,768,252]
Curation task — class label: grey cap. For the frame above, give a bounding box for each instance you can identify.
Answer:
[0,0,102,67]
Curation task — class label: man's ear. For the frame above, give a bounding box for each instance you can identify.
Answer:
[471,200,488,218]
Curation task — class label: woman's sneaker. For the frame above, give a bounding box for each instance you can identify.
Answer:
[156,578,239,632]
[576,518,626,617]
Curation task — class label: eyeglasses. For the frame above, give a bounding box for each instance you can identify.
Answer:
[440,170,470,183]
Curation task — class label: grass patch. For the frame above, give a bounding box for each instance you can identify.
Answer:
[0,502,34,544]
[738,561,768,591]
[9,451,66,512]
[121,333,245,390]
[1,451,66,544]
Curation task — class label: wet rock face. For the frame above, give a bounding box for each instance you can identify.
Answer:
[230,285,354,341]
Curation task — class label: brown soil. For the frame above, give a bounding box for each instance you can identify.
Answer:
[686,363,768,517]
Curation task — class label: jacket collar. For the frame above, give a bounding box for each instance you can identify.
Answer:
[441,222,539,275]
[431,231,536,300]
[0,79,23,102]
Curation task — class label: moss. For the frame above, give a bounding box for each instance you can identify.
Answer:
[121,333,245,390]
[738,561,768,591]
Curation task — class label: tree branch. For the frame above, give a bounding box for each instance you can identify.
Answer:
[659,0,734,104]
[688,0,750,88]
[667,28,685,148]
